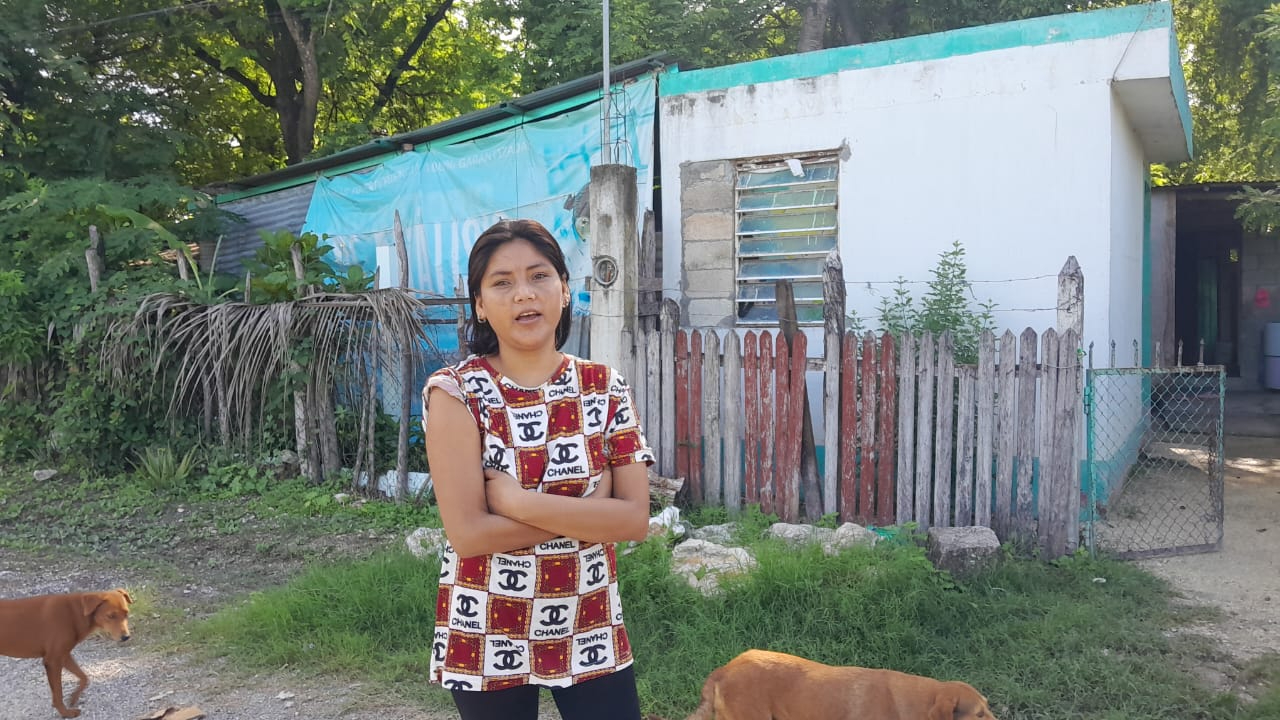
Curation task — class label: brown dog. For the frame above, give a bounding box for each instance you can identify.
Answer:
[687,649,997,720]
[0,588,134,718]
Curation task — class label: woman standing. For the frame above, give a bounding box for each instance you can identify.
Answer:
[422,219,653,720]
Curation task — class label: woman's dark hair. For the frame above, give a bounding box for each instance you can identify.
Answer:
[466,219,573,356]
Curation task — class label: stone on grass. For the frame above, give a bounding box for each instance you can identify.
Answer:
[689,523,737,545]
[926,526,1001,578]
[33,469,57,482]
[671,539,757,595]
[822,523,879,555]
[406,527,447,558]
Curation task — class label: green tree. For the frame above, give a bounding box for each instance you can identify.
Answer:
[0,0,182,180]
[146,0,517,168]
[481,0,801,92]
[1168,0,1280,183]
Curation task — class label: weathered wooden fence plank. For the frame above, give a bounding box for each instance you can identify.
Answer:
[675,330,691,488]
[784,332,807,523]
[702,330,723,507]
[975,331,996,528]
[875,333,897,526]
[1015,327,1039,540]
[660,300,678,478]
[759,331,776,515]
[823,252,846,517]
[896,332,917,525]
[632,329,648,441]
[1037,328,1060,555]
[773,332,793,520]
[858,332,877,524]
[933,332,956,528]
[954,365,976,526]
[689,330,704,504]
[840,331,858,522]
[645,327,661,467]
[914,332,936,530]
[723,332,743,515]
[743,331,760,507]
[995,330,1017,539]
[1061,328,1083,555]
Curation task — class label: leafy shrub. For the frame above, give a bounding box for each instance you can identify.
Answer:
[135,445,199,492]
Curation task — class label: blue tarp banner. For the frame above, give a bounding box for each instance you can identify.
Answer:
[302,74,658,365]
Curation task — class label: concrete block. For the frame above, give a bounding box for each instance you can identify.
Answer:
[926,526,1002,578]
[686,297,734,327]
[682,181,735,213]
[684,268,734,296]
[682,210,735,243]
[682,160,731,184]
[684,238,734,271]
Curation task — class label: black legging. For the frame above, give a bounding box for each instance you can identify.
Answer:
[449,665,642,720]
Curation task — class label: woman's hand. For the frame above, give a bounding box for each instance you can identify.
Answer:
[483,467,524,517]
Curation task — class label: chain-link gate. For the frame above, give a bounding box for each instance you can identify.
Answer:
[1084,365,1225,559]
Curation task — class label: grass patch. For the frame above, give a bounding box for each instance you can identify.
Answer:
[186,531,1280,720]
[187,549,454,709]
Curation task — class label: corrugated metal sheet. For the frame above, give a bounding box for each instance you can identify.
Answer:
[206,181,315,276]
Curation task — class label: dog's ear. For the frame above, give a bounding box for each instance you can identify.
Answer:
[927,689,960,720]
[116,588,134,606]
[80,594,106,617]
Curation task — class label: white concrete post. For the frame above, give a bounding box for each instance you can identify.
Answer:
[588,164,638,373]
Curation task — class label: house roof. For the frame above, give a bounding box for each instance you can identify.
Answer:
[215,53,675,203]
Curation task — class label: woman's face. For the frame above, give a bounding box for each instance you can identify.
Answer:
[474,238,570,355]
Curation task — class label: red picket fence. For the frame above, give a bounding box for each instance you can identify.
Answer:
[665,326,897,525]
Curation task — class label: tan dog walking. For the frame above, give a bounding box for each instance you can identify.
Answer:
[0,589,134,718]
[687,649,996,720]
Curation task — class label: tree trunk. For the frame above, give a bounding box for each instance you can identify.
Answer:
[834,0,864,45]
[798,0,833,53]
[85,225,104,293]
[276,1,320,164]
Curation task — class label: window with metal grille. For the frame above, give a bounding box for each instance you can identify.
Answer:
[735,156,838,325]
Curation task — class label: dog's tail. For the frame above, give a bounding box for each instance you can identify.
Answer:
[684,669,722,720]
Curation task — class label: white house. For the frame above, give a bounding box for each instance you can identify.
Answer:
[658,1,1192,361]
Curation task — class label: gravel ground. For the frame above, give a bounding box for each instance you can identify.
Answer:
[0,556,453,720]
[1136,435,1280,663]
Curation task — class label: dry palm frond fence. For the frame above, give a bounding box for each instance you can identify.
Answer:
[632,283,1086,559]
[104,288,461,494]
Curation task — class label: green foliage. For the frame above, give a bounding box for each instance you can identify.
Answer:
[0,1,181,180]
[245,230,375,302]
[875,241,997,364]
[135,445,200,493]
[482,0,800,92]
[1165,0,1280,183]
[0,172,217,469]
[0,400,43,463]
[199,460,276,498]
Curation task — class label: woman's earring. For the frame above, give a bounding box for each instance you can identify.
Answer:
[477,316,487,324]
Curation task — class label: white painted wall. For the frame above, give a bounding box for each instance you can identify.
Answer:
[1108,97,1148,363]
[660,29,1175,357]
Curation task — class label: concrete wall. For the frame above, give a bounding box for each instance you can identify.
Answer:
[1109,97,1148,363]
[1149,191,1177,366]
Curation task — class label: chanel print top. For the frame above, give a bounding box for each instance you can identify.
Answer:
[422,353,655,692]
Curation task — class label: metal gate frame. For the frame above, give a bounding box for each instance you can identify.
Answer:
[1084,364,1225,560]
